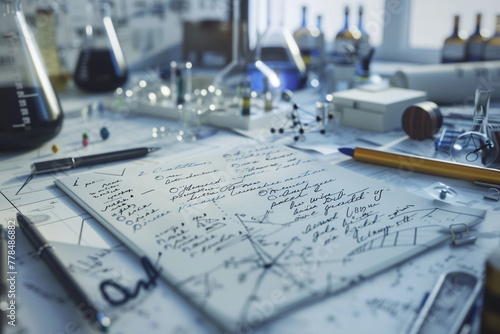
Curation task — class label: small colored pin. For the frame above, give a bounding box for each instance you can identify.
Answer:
[82,132,89,147]
[51,144,59,153]
[100,127,110,140]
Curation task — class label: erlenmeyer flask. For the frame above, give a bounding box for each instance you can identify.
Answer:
[0,0,63,151]
[212,0,250,99]
[74,0,128,92]
[256,0,306,91]
[451,89,497,166]
[213,0,280,103]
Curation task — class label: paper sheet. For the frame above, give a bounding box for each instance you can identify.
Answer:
[54,144,485,332]
[5,231,212,333]
[2,93,500,334]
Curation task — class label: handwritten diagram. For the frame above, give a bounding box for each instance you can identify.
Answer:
[55,144,485,333]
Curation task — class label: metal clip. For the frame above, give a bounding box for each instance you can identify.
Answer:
[484,188,500,201]
[449,223,476,246]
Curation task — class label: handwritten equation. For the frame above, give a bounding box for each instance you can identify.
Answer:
[55,144,485,332]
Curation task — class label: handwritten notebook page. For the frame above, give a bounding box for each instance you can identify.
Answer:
[54,144,485,333]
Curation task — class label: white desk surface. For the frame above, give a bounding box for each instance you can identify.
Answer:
[1,82,499,334]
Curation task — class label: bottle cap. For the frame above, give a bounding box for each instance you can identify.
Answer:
[402,101,442,140]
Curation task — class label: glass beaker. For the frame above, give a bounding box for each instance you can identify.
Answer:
[0,0,64,151]
[74,0,128,92]
[451,89,497,167]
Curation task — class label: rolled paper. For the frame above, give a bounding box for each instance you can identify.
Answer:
[390,61,500,104]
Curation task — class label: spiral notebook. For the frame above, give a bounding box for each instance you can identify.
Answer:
[55,144,485,333]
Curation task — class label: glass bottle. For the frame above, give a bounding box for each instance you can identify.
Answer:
[482,15,500,61]
[466,13,486,62]
[0,0,63,151]
[293,6,313,67]
[356,5,370,61]
[333,6,360,60]
[293,7,324,88]
[74,0,128,92]
[308,15,325,88]
[35,1,71,92]
[441,15,466,63]
[313,15,325,58]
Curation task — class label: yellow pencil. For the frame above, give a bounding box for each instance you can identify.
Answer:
[339,147,500,185]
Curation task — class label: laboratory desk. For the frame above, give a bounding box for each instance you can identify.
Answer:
[0,82,499,334]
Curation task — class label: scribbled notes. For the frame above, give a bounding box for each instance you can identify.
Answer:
[55,144,485,332]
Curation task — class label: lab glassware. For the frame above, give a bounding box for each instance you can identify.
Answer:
[170,61,192,106]
[35,1,71,92]
[451,89,498,167]
[213,0,280,105]
[0,0,63,150]
[74,0,128,92]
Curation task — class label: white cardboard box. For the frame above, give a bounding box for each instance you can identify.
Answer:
[331,86,427,132]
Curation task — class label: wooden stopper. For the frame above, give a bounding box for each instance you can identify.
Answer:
[401,101,442,140]
[481,247,500,334]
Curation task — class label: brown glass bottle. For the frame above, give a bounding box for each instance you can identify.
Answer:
[482,15,500,60]
[441,15,466,63]
[466,14,486,61]
[333,6,360,59]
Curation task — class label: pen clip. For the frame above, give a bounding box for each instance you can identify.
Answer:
[31,157,75,174]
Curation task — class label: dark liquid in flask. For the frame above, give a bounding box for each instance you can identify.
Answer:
[74,49,128,92]
[0,86,63,151]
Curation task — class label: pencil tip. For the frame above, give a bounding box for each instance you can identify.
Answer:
[338,147,354,157]
[148,147,161,153]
